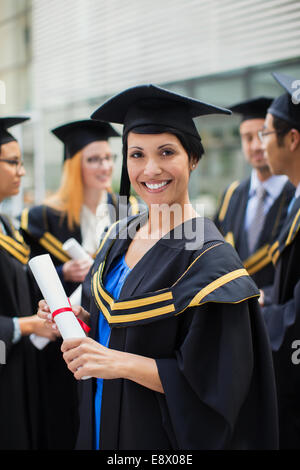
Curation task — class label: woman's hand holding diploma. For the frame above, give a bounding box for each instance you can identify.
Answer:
[62,258,93,283]
[37,299,91,334]
[61,337,164,393]
[62,238,94,283]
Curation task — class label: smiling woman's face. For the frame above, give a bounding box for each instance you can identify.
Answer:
[127,132,193,209]
[0,141,25,202]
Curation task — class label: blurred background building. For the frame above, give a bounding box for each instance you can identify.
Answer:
[0,0,300,216]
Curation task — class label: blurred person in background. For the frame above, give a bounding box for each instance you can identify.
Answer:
[0,117,57,450]
[259,72,300,449]
[214,97,294,304]
[20,119,139,449]
[21,120,130,296]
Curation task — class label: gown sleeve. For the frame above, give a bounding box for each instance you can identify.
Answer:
[156,299,278,450]
[0,316,14,346]
[262,279,300,351]
[0,252,19,351]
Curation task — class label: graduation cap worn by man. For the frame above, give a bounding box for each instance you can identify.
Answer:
[0,116,30,149]
[91,84,231,196]
[268,72,300,130]
[51,119,120,161]
[213,94,295,290]
[229,97,274,122]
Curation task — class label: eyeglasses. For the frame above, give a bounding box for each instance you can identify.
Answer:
[0,158,25,172]
[85,154,116,167]
[258,130,277,143]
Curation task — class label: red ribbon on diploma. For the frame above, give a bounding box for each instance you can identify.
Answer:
[76,317,91,334]
[51,301,91,334]
[52,307,72,319]
[68,298,91,334]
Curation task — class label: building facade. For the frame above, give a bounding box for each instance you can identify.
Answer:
[1,0,300,214]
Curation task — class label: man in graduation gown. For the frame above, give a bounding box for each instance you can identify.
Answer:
[259,72,300,449]
[214,98,294,299]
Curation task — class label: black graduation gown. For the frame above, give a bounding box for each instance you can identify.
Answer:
[76,215,278,450]
[262,196,300,449]
[214,178,294,291]
[19,193,140,450]
[0,214,40,449]
[20,193,140,295]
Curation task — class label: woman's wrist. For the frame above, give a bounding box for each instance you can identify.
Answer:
[121,351,164,393]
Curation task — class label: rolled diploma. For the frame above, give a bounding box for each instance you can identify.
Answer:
[62,238,93,262]
[29,284,83,350]
[28,254,86,340]
[69,284,82,306]
[29,254,90,379]
[30,240,88,350]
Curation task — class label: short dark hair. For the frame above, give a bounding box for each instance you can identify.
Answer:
[120,125,204,196]
[123,124,204,161]
[272,116,297,146]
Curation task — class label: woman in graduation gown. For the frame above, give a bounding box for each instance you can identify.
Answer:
[0,117,57,450]
[39,86,279,450]
[20,119,140,297]
[21,119,140,449]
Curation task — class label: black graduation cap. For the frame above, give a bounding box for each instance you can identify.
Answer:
[91,84,231,140]
[91,84,231,196]
[229,97,274,122]
[51,119,120,160]
[0,116,30,147]
[268,72,300,130]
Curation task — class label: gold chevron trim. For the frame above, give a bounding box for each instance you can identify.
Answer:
[0,237,29,264]
[129,195,139,215]
[218,181,240,222]
[189,268,249,307]
[285,208,300,247]
[39,233,70,263]
[20,207,29,231]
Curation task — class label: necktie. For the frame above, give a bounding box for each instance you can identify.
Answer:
[287,196,296,215]
[248,185,267,253]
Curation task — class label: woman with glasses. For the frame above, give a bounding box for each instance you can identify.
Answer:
[21,119,139,450]
[0,117,57,449]
[21,119,132,296]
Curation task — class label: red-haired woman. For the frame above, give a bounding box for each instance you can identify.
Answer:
[21,119,139,449]
[21,120,140,296]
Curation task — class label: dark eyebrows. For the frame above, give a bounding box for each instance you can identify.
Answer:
[128,142,178,151]
[158,143,177,149]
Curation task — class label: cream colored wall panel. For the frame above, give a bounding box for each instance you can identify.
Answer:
[32,0,300,109]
